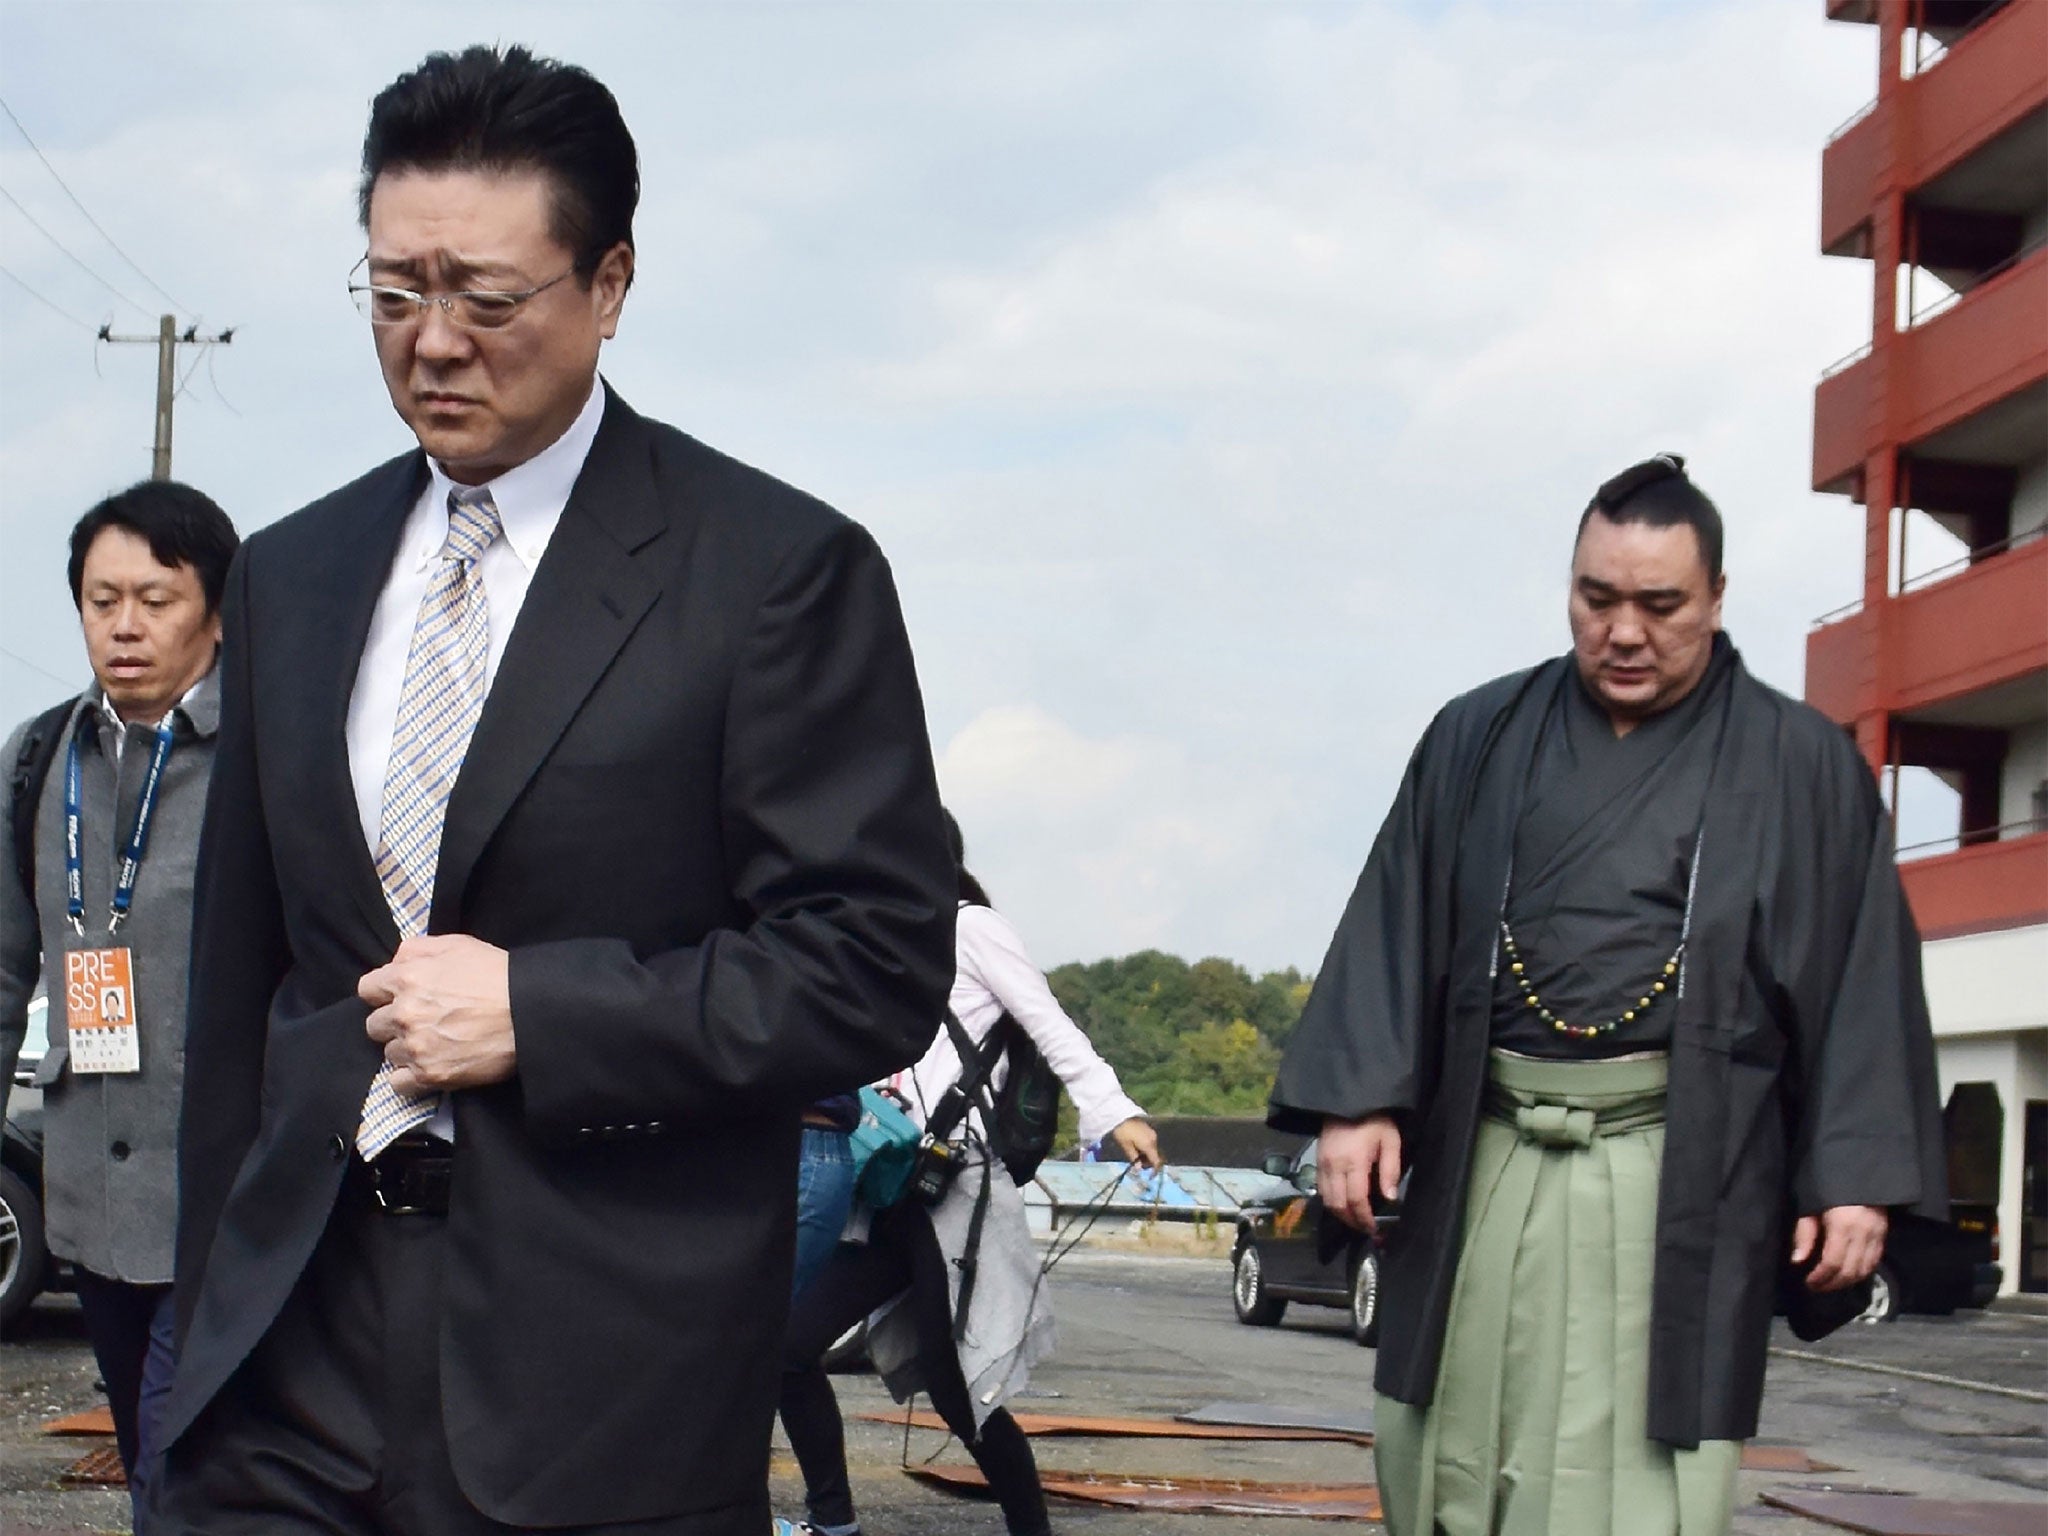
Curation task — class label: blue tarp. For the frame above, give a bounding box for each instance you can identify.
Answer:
[1023,1163,1295,1224]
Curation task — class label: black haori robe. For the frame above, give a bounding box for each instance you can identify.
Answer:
[1270,645,1946,1447]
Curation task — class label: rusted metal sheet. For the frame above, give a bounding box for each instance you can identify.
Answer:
[867,1407,1834,1473]
[39,1406,116,1437]
[58,1445,126,1486]
[1760,1490,2046,1535]
[908,1462,1381,1521]
[858,1407,1368,1443]
[1180,1400,1375,1437]
[1739,1444,1842,1473]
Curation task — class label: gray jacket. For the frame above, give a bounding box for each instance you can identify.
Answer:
[0,673,219,1283]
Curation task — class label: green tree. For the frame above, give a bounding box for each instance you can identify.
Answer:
[1041,950,1313,1147]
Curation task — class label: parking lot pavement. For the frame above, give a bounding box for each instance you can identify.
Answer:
[1,1298,131,1536]
[7,1238,2045,1534]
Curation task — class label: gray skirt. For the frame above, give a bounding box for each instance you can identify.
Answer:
[1375,1049,1740,1536]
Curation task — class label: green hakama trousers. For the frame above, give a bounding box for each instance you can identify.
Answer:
[1375,1050,1741,1536]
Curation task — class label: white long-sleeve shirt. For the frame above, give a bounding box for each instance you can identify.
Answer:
[889,902,1145,1147]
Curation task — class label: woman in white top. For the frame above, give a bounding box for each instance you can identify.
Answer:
[775,813,1161,1536]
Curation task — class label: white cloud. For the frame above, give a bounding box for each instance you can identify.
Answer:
[938,701,1286,963]
[939,702,1149,815]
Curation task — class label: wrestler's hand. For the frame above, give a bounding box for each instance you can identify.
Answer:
[1110,1116,1164,1172]
[1320,1113,1402,1236]
[1791,1205,1889,1292]
[359,934,517,1094]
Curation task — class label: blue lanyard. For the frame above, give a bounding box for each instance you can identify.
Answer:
[63,713,177,937]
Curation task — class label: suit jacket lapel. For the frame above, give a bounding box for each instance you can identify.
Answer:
[430,391,666,932]
[307,455,422,952]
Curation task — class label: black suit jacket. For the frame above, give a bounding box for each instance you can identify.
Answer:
[166,387,954,1526]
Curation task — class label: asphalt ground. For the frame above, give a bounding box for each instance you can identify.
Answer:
[4,1230,2044,1534]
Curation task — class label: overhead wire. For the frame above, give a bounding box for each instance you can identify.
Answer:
[0,259,94,330]
[0,183,150,316]
[0,93,189,315]
[0,643,79,691]
[204,339,243,417]
[173,341,210,403]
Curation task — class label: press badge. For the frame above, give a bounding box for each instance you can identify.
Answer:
[64,947,142,1074]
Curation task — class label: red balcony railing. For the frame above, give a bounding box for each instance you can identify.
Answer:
[1819,0,2046,256]
[1804,535,2048,724]
[1812,244,2048,492]
[1884,536,2048,714]
[1805,607,1876,727]
[1900,829,2048,940]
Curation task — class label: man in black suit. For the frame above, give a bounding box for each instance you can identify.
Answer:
[154,45,954,1536]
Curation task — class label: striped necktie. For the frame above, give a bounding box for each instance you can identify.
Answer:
[357,484,502,1159]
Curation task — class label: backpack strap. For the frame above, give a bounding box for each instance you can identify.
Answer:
[933,1009,1014,1343]
[10,701,74,908]
[928,1009,1008,1148]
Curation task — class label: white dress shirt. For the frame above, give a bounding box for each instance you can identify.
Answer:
[343,381,604,1142]
[345,380,605,848]
[891,902,1146,1147]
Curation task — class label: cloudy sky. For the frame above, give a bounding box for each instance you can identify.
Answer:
[0,1,1894,973]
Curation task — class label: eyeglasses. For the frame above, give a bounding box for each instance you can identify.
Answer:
[347,259,577,330]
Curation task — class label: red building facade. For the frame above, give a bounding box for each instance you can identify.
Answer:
[1809,0,2048,1292]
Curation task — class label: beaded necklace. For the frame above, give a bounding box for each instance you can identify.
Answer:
[1498,924,1682,1040]
[1488,658,1734,1045]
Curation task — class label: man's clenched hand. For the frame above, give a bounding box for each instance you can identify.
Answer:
[1320,1113,1402,1235]
[359,934,516,1095]
[1791,1205,1889,1292]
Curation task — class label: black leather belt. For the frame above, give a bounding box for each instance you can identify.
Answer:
[350,1136,453,1216]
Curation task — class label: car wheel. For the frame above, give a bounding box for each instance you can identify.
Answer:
[1856,1262,1902,1324]
[1232,1242,1287,1326]
[1349,1249,1380,1346]
[0,1163,50,1332]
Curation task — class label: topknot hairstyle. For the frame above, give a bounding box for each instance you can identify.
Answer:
[1576,452,1725,582]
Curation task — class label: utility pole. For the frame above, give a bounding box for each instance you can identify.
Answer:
[98,314,235,481]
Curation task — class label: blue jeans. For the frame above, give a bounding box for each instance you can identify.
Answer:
[792,1127,855,1302]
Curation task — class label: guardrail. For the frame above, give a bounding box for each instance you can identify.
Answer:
[1898,819,2048,862]
[1825,96,1878,147]
[1908,0,2013,77]
[1898,524,2047,596]
[1910,238,2048,326]
[1819,338,1873,380]
[1810,595,1866,630]
[1809,526,2046,628]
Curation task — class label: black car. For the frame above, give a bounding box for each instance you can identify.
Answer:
[1231,1143,1391,1346]
[1857,1206,2002,1323]
[1230,1139,1999,1341]
[2,995,63,1331]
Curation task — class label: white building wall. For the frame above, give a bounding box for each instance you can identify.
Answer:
[1923,923,2048,1038]
[1925,922,2048,1295]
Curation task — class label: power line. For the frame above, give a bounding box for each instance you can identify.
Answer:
[172,341,209,403]
[0,643,79,692]
[204,339,243,417]
[0,182,149,316]
[0,259,94,330]
[0,93,189,315]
